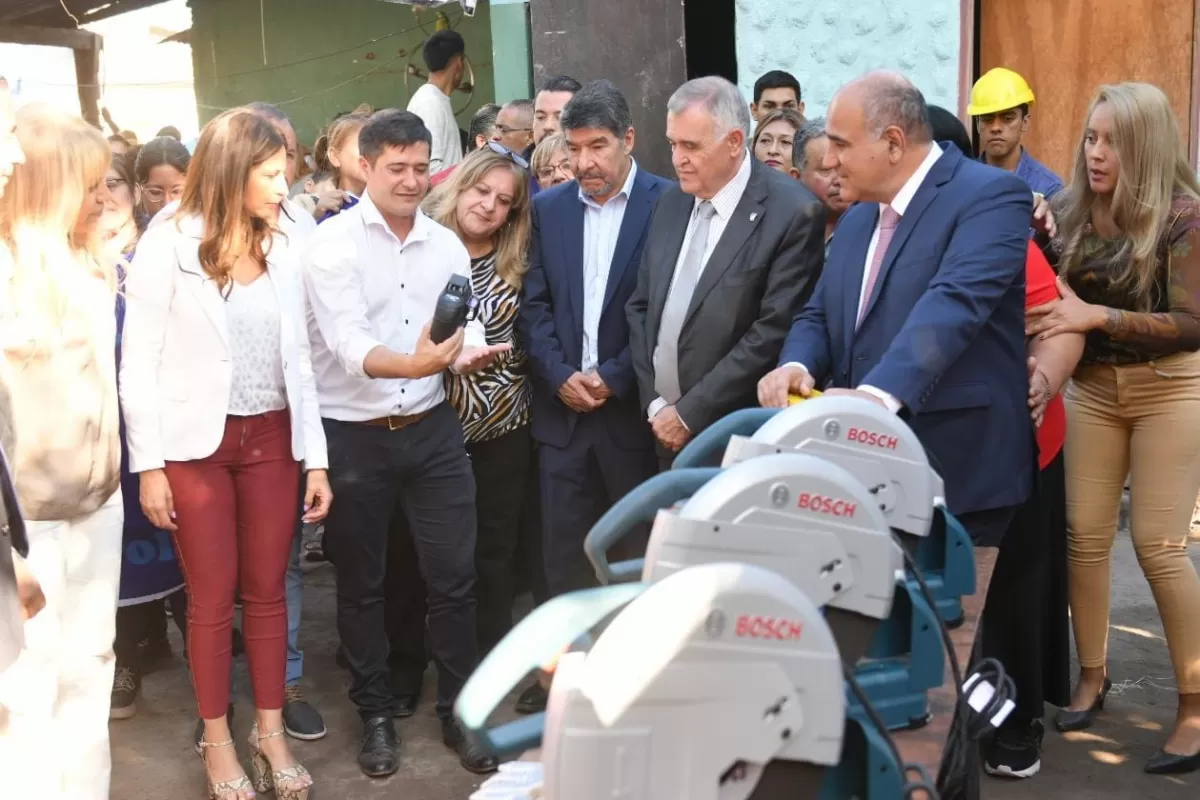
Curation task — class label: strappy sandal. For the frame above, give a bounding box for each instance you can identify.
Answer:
[248,724,314,800]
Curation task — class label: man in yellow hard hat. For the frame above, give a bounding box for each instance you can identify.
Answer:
[968,67,1063,199]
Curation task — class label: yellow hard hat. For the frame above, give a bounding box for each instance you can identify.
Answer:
[968,68,1035,116]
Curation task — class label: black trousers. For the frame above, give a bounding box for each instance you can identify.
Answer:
[470,426,534,654]
[513,442,549,605]
[386,424,537,690]
[323,403,479,720]
[539,414,658,597]
[387,425,534,681]
[982,451,1071,725]
[114,591,187,669]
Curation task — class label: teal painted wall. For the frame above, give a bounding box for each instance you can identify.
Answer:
[190,0,496,147]
[489,0,532,102]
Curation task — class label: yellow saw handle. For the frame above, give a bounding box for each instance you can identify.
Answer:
[788,389,822,405]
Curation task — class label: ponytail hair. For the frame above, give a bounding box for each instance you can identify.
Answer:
[316,103,372,177]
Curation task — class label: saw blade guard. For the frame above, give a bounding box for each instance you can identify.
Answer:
[672,407,779,469]
[454,583,647,755]
[642,453,903,622]
[542,563,845,800]
[722,396,943,538]
[583,467,720,584]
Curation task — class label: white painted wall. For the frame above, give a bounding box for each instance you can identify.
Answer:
[735,0,961,118]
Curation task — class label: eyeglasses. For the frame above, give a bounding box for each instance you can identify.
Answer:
[497,125,533,135]
[485,141,529,170]
[142,185,184,203]
[536,159,572,182]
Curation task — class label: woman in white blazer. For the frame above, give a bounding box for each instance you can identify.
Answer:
[120,107,330,800]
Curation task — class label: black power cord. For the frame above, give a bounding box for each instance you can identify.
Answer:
[843,665,940,799]
[892,531,1016,800]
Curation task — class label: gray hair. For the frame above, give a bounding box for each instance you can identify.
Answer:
[560,79,634,138]
[667,76,752,141]
[793,117,827,171]
[855,71,932,142]
[246,101,292,127]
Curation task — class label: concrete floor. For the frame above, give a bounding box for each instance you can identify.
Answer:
[111,520,1199,800]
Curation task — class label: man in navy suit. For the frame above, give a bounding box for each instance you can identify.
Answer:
[521,80,671,600]
[759,71,1034,544]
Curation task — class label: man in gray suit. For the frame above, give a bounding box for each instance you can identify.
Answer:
[627,76,825,465]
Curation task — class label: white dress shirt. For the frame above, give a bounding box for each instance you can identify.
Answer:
[580,160,639,373]
[648,151,753,423]
[788,143,943,413]
[302,190,485,422]
[407,83,463,173]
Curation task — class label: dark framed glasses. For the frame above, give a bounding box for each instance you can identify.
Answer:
[485,140,529,170]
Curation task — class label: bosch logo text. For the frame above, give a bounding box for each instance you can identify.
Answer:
[847,427,898,450]
[735,615,803,641]
[797,492,857,518]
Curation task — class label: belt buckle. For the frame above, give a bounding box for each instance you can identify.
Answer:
[387,414,404,431]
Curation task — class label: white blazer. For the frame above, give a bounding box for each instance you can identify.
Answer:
[120,210,328,473]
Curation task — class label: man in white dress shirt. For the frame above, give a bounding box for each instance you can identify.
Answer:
[303,109,505,778]
[406,30,466,173]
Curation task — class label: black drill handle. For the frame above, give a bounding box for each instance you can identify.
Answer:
[430,275,473,344]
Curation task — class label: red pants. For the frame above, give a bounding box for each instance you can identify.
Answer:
[165,411,300,719]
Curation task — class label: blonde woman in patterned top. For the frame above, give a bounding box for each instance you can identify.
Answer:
[426,146,533,654]
[1029,83,1200,773]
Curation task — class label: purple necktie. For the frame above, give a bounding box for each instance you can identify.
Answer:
[858,205,901,328]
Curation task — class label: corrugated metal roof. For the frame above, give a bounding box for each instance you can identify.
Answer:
[0,0,172,28]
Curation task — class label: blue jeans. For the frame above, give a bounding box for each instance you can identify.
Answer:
[286,522,303,686]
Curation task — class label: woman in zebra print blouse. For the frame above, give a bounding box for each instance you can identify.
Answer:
[426,146,534,654]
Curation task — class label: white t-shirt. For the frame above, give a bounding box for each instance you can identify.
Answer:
[407,82,463,172]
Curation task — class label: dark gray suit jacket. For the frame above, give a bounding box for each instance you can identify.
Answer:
[626,157,825,435]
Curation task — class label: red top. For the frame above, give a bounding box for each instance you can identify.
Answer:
[431,164,457,187]
[1025,242,1067,470]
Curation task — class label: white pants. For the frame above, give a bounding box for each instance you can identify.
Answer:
[0,490,123,800]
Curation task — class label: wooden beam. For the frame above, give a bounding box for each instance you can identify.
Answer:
[1190,0,1200,168]
[0,1,58,25]
[73,36,100,127]
[0,22,100,50]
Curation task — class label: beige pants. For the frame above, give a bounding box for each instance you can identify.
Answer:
[1065,352,1200,694]
[0,490,123,799]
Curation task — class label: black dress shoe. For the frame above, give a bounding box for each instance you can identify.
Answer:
[515,682,548,714]
[358,716,400,778]
[392,693,419,718]
[442,717,498,774]
[1054,678,1112,732]
[1144,748,1200,775]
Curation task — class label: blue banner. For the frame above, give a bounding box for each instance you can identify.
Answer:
[116,265,184,606]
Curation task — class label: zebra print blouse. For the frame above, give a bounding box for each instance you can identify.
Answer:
[445,251,532,443]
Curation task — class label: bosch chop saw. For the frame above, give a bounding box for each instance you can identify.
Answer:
[584,397,973,730]
[585,451,943,731]
[673,397,976,625]
[456,562,914,800]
